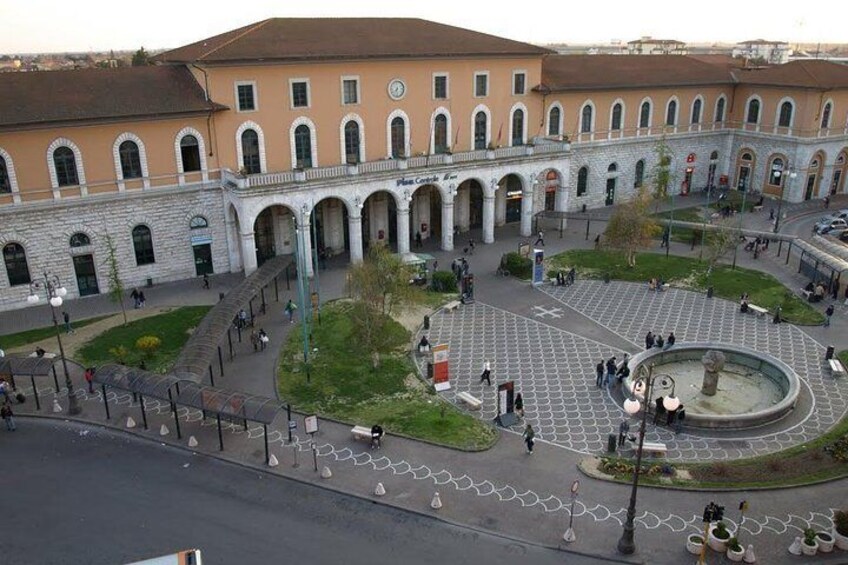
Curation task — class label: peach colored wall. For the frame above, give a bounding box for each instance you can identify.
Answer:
[200,56,543,170]
[728,86,848,135]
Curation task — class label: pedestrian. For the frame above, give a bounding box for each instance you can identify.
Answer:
[769,208,775,221]
[250,329,260,352]
[594,234,601,249]
[665,332,676,350]
[616,355,631,384]
[469,238,475,255]
[63,311,74,334]
[0,379,10,404]
[595,360,605,388]
[284,299,297,323]
[480,360,492,386]
[415,231,423,249]
[130,288,140,309]
[653,396,666,424]
[618,419,630,448]
[655,334,665,349]
[1,403,15,431]
[674,406,686,434]
[238,308,248,328]
[825,304,835,327]
[832,282,840,300]
[370,424,384,449]
[514,393,524,418]
[433,260,439,273]
[258,328,269,351]
[645,331,655,350]
[605,356,617,388]
[824,195,831,209]
[522,423,536,454]
[84,367,95,394]
[660,227,669,248]
[138,290,146,308]
[773,305,782,324]
[202,273,210,289]
[535,230,545,247]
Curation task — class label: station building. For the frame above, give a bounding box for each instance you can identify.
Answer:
[1,18,848,309]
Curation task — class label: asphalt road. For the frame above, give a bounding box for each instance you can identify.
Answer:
[0,420,616,565]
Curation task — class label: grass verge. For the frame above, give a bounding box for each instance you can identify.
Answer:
[549,250,824,325]
[277,300,497,450]
[76,306,211,373]
[0,315,111,349]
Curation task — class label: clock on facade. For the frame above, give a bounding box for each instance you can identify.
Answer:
[388,79,406,100]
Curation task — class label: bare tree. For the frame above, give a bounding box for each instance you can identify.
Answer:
[603,187,660,267]
[704,218,742,278]
[103,234,128,326]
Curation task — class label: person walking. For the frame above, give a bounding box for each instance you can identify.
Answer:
[1,403,15,431]
[130,288,140,309]
[618,419,630,448]
[593,234,601,249]
[415,231,423,249]
[138,290,146,308]
[202,273,210,289]
[370,424,384,449]
[522,423,536,454]
[258,328,269,351]
[534,230,545,247]
[250,329,260,352]
[63,311,74,334]
[645,331,655,350]
[0,379,10,404]
[825,304,835,327]
[469,238,475,255]
[84,367,95,394]
[595,360,605,388]
[514,393,524,418]
[480,360,492,386]
[284,299,297,323]
[605,356,617,389]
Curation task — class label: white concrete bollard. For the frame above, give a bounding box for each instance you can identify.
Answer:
[743,543,757,563]
[268,454,279,467]
[562,527,576,543]
[431,492,442,510]
[788,536,802,555]
[375,482,386,497]
[320,465,332,479]
[126,416,137,428]
[52,398,62,413]
[159,424,169,436]
[188,435,198,448]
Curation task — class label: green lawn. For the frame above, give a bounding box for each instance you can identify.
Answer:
[549,250,824,325]
[278,300,497,450]
[0,315,111,349]
[76,306,211,373]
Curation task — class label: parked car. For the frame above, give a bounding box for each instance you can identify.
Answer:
[815,218,848,235]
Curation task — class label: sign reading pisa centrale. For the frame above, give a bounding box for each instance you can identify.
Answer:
[396,172,459,187]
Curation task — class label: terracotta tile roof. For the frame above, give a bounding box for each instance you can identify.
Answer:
[154,18,552,63]
[687,54,751,70]
[0,66,225,129]
[733,60,848,89]
[539,55,733,91]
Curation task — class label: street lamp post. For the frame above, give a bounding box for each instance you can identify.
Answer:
[774,166,795,234]
[617,364,679,555]
[26,272,80,415]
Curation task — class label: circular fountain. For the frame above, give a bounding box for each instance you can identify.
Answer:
[624,343,801,429]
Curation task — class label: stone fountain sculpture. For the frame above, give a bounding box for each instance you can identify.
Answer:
[701,350,726,396]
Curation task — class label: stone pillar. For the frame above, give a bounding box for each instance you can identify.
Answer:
[701,350,726,397]
[297,222,314,277]
[441,197,455,251]
[520,186,534,237]
[348,213,363,264]
[240,231,258,276]
[482,195,495,244]
[397,204,410,255]
[225,219,242,272]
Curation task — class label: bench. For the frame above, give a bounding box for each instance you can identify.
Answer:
[748,304,768,317]
[829,359,845,377]
[351,425,373,442]
[443,300,461,313]
[637,441,668,457]
[28,352,57,358]
[457,391,483,410]
[753,205,764,212]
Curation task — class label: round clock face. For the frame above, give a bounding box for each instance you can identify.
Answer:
[388,79,406,100]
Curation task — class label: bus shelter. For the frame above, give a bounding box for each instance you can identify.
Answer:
[0,354,62,410]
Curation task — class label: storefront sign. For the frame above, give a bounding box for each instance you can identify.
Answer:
[433,344,451,391]
[396,172,458,187]
[191,235,213,245]
[506,190,523,199]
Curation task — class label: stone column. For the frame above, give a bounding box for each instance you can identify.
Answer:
[397,204,410,255]
[239,231,258,276]
[348,213,363,264]
[225,219,242,272]
[520,186,534,237]
[441,196,455,251]
[482,195,495,244]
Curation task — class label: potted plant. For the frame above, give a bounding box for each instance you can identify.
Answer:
[685,534,704,555]
[833,510,848,550]
[726,536,744,562]
[802,527,819,556]
[708,521,731,552]
[817,530,835,553]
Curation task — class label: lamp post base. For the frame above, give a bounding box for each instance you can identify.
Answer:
[617,523,636,554]
[66,384,82,415]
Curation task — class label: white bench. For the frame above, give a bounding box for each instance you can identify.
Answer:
[637,441,668,457]
[351,425,373,442]
[748,304,768,317]
[829,359,845,377]
[28,352,57,358]
[457,391,483,410]
[443,300,461,313]
[753,205,764,212]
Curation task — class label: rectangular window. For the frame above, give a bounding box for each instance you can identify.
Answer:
[433,73,448,100]
[474,72,488,97]
[342,77,359,105]
[290,79,309,108]
[513,71,526,95]
[235,82,256,112]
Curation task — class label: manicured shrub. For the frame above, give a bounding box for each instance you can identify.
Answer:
[135,335,162,357]
[504,252,532,280]
[431,270,457,293]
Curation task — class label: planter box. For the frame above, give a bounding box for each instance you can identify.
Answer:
[726,546,744,562]
[817,531,834,553]
[685,535,704,555]
[834,529,848,550]
[801,539,818,556]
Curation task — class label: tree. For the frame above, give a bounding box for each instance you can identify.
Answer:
[131,47,150,66]
[104,234,128,326]
[650,136,675,203]
[603,187,660,267]
[704,218,742,278]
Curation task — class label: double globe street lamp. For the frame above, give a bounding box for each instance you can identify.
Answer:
[26,272,80,415]
[617,364,679,555]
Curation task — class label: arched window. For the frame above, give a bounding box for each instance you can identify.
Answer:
[241,129,260,174]
[769,157,785,186]
[635,159,645,188]
[390,117,405,158]
[0,155,10,194]
[691,99,702,124]
[132,225,155,266]
[747,99,760,124]
[180,135,201,172]
[189,216,209,230]
[474,111,487,150]
[70,233,91,247]
[548,106,561,136]
[3,243,30,286]
[778,101,793,128]
[639,101,651,128]
[344,121,360,164]
[608,163,617,173]
[118,140,142,179]
[434,114,448,153]
[581,105,593,133]
[611,103,622,131]
[53,146,79,186]
[821,102,832,129]
[715,98,726,122]
[511,109,525,146]
[577,166,588,196]
[666,100,677,126]
[294,125,313,168]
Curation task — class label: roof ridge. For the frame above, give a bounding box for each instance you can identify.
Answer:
[196,18,273,62]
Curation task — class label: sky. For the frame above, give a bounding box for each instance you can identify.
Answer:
[1,0,845,54]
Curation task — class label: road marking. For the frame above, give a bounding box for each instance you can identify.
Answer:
[532,305,563,319]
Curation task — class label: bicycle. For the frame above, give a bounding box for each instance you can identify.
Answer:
[496,266,511,277]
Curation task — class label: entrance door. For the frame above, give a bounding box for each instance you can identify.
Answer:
[193,244,214,276]
[73,254,99,296]
[737,166,751,191]
[605,178,616,206]
[805,175,816,200]
[831,170,842,196]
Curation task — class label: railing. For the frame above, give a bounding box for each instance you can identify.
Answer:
[247,171,294,188]
[358,160,399,174]
[306,165,348,180]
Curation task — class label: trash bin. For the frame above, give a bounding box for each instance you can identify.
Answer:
[424,315,430,330]
[607,433,617,453]
[427,363,434,380]
[603,273,611,284]
[826,346,835,360]
[218,292,225,302]
[707,286,714,298]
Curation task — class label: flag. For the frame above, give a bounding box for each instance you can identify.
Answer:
[496,123,503,145]
[454,126,460,149]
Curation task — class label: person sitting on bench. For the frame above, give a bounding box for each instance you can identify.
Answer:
[370,424,384,449]
[740,299,749,314]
